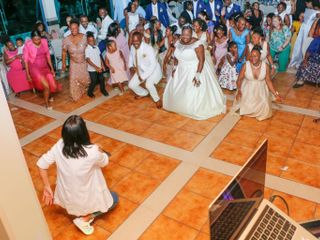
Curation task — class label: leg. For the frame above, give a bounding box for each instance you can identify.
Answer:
[98,73,108,96]
[278,46,290,72]
[91,192,119,219]
[128,73,149,98]
[40,78,50,108]
[88,72,98,97]
[145,65,162,107]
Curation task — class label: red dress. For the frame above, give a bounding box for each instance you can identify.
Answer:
[23,39,61,92]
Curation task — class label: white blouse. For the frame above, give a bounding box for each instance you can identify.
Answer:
[37,139,113,216]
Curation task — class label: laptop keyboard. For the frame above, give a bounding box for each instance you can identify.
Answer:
[246,205,297,240]
[211,201,256,240]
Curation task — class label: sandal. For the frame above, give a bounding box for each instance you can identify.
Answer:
[73,217,94,235]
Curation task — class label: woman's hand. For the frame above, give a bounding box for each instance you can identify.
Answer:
[42,185,54,206]
[278,46,284,52]
[274,92,283,102]
[51,69,56,77]
[236,90,242,101]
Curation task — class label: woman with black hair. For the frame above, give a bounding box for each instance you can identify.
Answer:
[34,21,52,39]
[37,115,118,235]
[145,18,166,57]
[233,46,281,121]
[62,18,90,101]
[23,30,61,109]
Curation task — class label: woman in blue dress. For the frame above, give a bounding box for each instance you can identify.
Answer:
[229,16,250,72]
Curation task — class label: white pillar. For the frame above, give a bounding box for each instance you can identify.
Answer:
[39,0,60,33]
[0,87,52,238]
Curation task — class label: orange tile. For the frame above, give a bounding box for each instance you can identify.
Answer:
[53,224,111,240]
[164,130,204,151]
[270,191,317,222]
[264,120,300,139]
[301,115,320,131]
[283,97,311,108]
[42,205,73,237]
[14,124,32,138]
[194,232,210,240]
[315,205,320,219]
[141,124,176,143]
[47,127,63,140]
[23,135,57,157]
[163,189,212,230]
[280,158,320,188]
[102,162,132,188]
[224,128,261,148]
[211,141,254,166]
[136,107,166,122]
[135,153,180,180]
[296,127,320,147]
[207,114,225,123]
[113,172,160,203]
[81,108,110,122]
[95,137,126,155]
[157,111,190,129]
[308,99,320,111]
[234,116,270,133]
[96,112,131,129]
[89,131,104,143]
[95,196,138,233]
[184,168,231,199]
[23,150,40,179]
[180,119,217,136]
[200,220,210,234]
[289,141,320,166]
[139,215,199,240]
[257,135,294,158]
[117,118,153,135]
[266,154,287,176]
[115,103,146,117]
[271,111,304,126]
[110,144,151,169]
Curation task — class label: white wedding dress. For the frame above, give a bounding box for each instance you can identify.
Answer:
[163,41,226,120]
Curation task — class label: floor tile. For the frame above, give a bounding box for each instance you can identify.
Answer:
[184,168,231,199]
[110,144,151,169]
[95,196,138,233]
[163,189,212,230]
[23,135,57,157]
[117,118,153,135]
[271,111,304,126]
[139,215,199,240]
[265,120,300,139]
[266,154,287,176]
[211,141,254,165]
[234,116,270,133]
[95,137,126,155]
[308,99,320,111]
[102,162,132,188]
[315,205,320,218]
[113,172,160,203]
[141,124,176,143]
[301,116,320,131]
[296,127,320,147]
[194,232,210,240]
[164,130,204,151]
[81,107,110,122]
[257,134,294,158]
[280,158,320,188]
[53,224,111,240]
[224,128,261,148]
[135,153,180,180]
[15,124,33,138]
[271,191,317,222]
[157,111,190,129]
[136,107,166,122]
[96,113,131,129]
[47,127,63,140]
[180,119,217,136]
[283,97,311,108]
[289,141,320,166]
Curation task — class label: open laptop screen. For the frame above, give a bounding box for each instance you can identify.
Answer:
[209,140,268,239]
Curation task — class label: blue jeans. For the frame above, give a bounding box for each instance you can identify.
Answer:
[92,191,119,218]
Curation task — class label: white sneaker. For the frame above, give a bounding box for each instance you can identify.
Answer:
[73,217,94,235]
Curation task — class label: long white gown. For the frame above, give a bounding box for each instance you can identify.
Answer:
[163,41,226,120]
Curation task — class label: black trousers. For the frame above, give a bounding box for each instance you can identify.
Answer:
[88,71,107,96]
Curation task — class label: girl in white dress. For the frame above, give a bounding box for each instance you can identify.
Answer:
[163,26,226,120]
[125,1,140,33]
[37,115,118,235]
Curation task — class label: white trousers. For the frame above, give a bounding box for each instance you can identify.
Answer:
[128,64,162,102]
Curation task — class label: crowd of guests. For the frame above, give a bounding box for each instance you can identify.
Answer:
[0,0,320,234]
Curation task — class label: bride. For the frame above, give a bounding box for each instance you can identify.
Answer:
[162,25,226,120]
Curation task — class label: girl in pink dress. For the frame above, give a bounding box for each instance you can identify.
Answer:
[105,39,128,95]
[4,40,31,96]
[24,30,61,109]
[213,25,228,73]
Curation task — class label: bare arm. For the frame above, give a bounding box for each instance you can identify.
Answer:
[120,50,127,70]
[4,51,18,65]
[62,48,67,71]
[308,18,320,37]
[86,58,102,72]
[125,14,129,33]
[195,44,205,73]
[38,167,54,205]
[236,63,246,100]
[162,45,174,74]
[46,54,55,74]
[265,63,281,101]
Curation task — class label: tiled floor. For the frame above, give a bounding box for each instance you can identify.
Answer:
[8,72,320,239]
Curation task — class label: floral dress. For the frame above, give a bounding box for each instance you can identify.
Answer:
[218,53,238,90]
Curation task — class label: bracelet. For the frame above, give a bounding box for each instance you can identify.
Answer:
[274,91,279,96]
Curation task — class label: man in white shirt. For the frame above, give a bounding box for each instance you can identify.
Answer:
[80,15,98,39]
[128,32,162,108]
[97,7,113,41]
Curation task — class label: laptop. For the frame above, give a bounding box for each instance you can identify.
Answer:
[209,139,317,240]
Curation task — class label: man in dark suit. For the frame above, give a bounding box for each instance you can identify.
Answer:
[222,0,241,20]
[180,1,194,24]
[145,0,170,27]
[196,0,224,26]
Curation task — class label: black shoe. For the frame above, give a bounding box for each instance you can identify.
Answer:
[102,91,109,96]
[292,83,304,88]
[88,93,95,98]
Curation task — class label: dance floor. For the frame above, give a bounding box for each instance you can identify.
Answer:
[8,72,320,239]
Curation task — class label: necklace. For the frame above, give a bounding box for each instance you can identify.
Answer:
[251,62,261,69]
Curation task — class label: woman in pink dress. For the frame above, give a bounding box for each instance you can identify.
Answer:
[24,30,61,109]
[62,18,90,101]
[213,25,228,73]
[105,39,128,95]
[4,40,31,96]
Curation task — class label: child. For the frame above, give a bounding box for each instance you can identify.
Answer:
[37,115,118,235]
[213,24,228,72]
[218,41,239,90]
[16,37,24,55]
[85,33,109,98]
[105,39,128,95]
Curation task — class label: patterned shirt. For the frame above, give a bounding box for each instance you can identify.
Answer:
[269,26,291,51]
